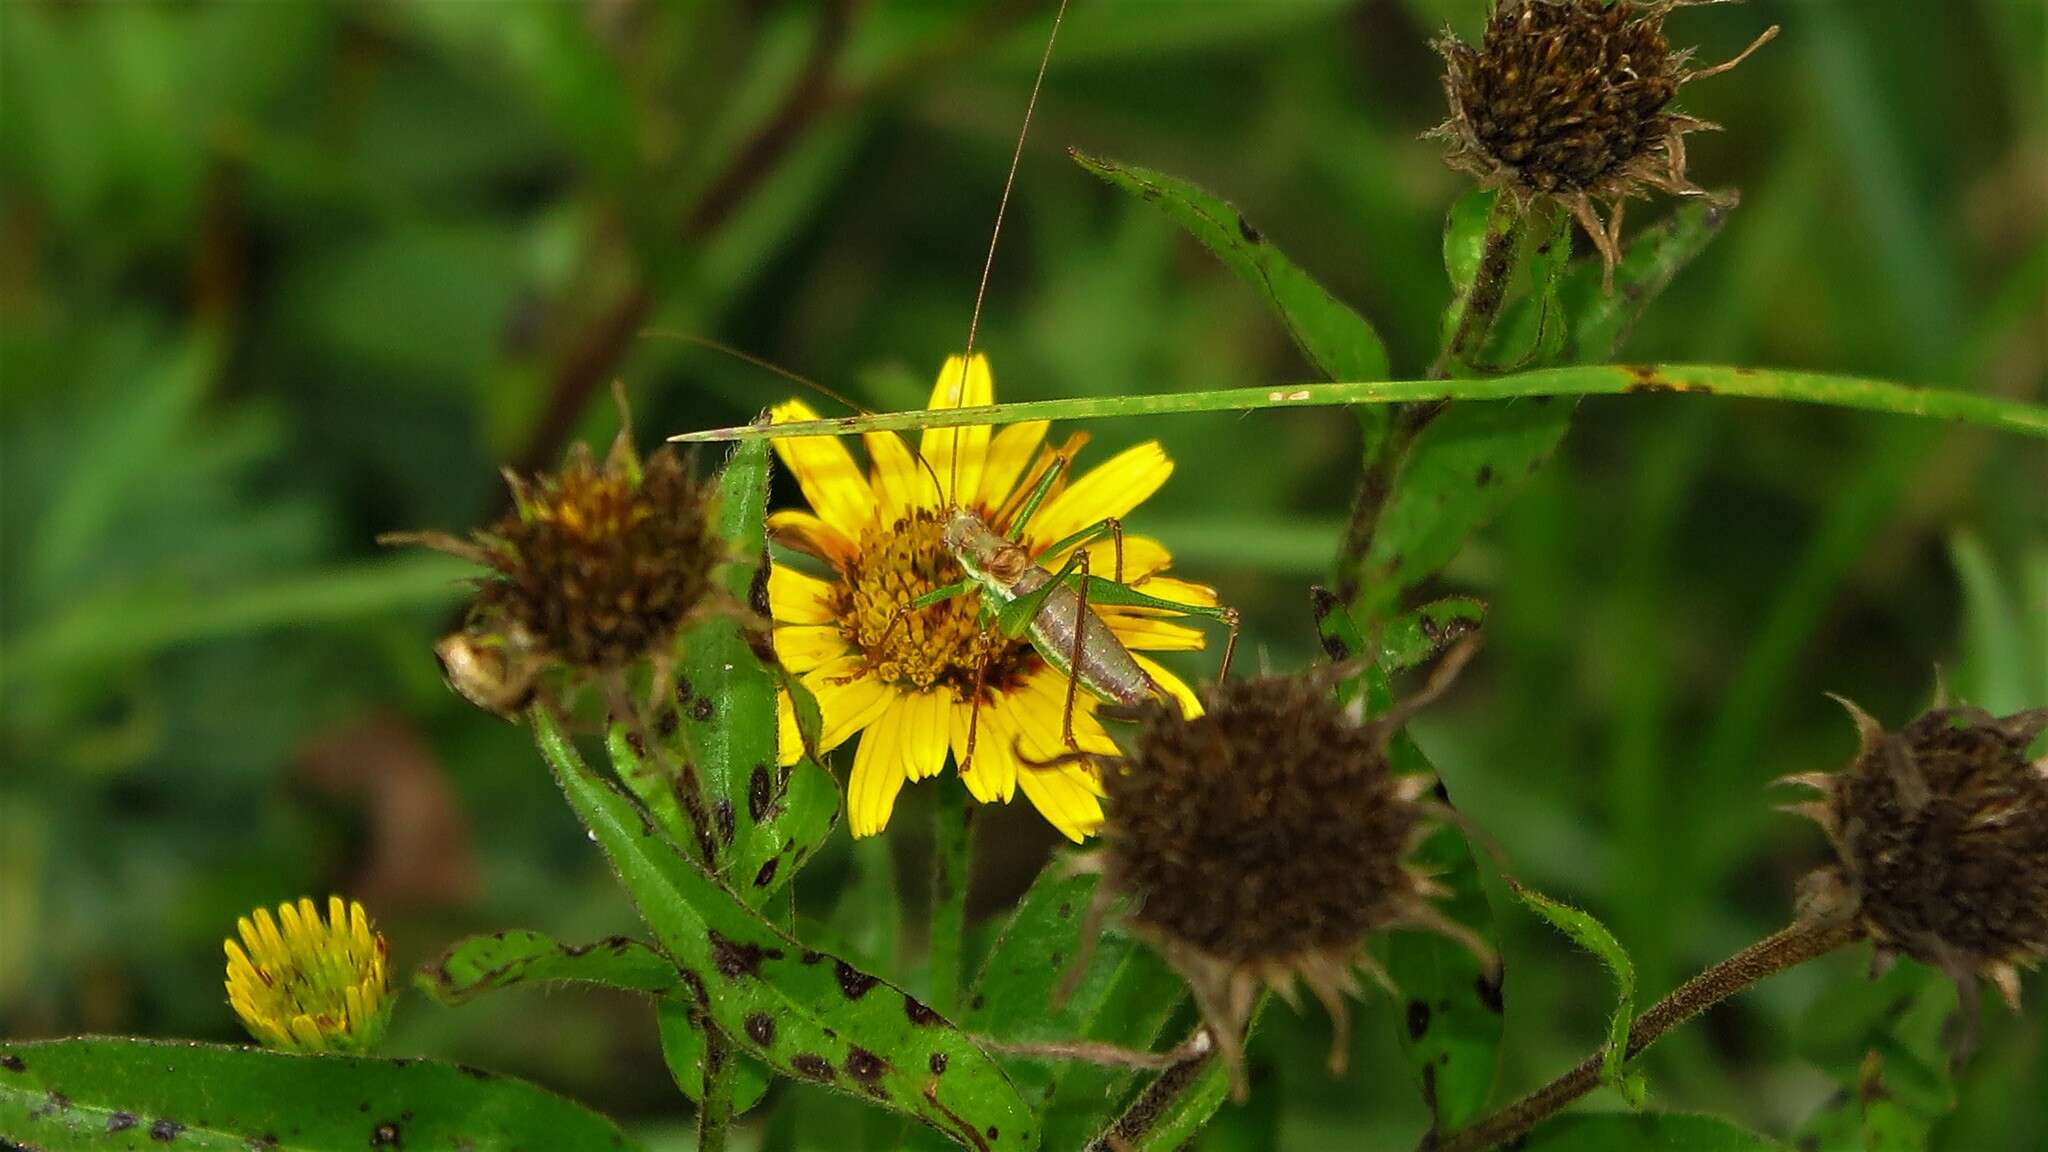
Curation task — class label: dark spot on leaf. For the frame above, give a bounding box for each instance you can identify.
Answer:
[801,950,825,965]
[692,696,715,723]
[714,800,736,846]
[674,677,694,705]
[745,626,778,666]
[108,1113,139,1133]
[151,1118,184,1142]
[745,1013,776,1046]
[754,858,779,888]
[372,1121,403,1148]
[624,729,647,758]
[1475,967,1505,1014]
[749,558,772,617]
[1406,999,1431,1039]
[1420,1060,1439,1112]
[656,708,680,738]
[1476,464,1494,486]
[986,1127,1000,1141]
[791,1053,836,1082]
[748,765,773,822]
[1236,215,1262,244]
[679,968,709,1004]
[845,1046,888,1093]
[1432,780,1452,804]
[835,959,879,999]
[905,997,943,1026]
[1048,951,1063,968]
[971,994,985,1011]
[0,1055,22,1072]
[359,1102,370,1113]
[1057,902,1073,920]
[708,931,777,978]
[929,1052,950,1075]
[456,1063,494,1080]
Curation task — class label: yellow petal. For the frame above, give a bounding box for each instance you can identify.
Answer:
[898,690,951,782]
[769,565,839,626]
[954,696,1016,803]
[1018,670,1118,760]
[806,656,898,752]
[920,354,994,509]
[1027,442,1172,550]
[1103,616,1208,653]
[777,690,803,766]
[978,420,1050,513]
[1136,655,1204,719]
[769,510,857,567]
[1039,534,1174,584]
[774,624,848,674]
[847,702,907,838]
[770,399,875,538]
[1016,759,1104,843]
[1127,575,1218,609]
[864,430,931,525]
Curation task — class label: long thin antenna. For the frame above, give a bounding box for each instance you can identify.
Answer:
[950,0,1071,504]
[641,326,871,417]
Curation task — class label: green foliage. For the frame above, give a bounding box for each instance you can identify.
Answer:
[1508,882,1645,1108]
[1514,1113,1790,1151]
[0,1038,640,1151]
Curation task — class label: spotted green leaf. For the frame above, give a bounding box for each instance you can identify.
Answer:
[537,709,1036,1150]
[1509,881,1646,1108]
[1072,149,1390,383]
[658,999,775,1117]
[0,1037,639,1151]
[1079,1020,1253,1152]
[1569,198,1737,361]
[1310,588,1504,1134]
[1516,1112,1790,1151]
[417,928,683,1004]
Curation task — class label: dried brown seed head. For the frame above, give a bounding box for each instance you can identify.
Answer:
[384,405,722,717]
[1791,700,2048,1010]
[1078,658,1487,1099]
[1430,0,1775,281]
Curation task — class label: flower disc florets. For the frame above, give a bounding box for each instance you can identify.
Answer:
[1789,700,2048,1009]
[1431,0,1774,281]
[225,897,392,1054]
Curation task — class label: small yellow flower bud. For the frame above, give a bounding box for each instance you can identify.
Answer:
[224,896,393,1054]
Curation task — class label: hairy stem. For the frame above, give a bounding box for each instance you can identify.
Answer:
[1429,917,1864,1152]
[929,779,973,1015]
[697,1026,735,1152]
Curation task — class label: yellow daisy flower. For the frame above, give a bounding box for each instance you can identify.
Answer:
[768,354,1214,842]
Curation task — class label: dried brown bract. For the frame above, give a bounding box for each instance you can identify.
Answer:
[1786,698,2048,1013]
[384,391,722,720]
[1430,0,1776,285]
[1057,643,1491,1099]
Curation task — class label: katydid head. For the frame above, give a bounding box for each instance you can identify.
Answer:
[942,507,1029,585]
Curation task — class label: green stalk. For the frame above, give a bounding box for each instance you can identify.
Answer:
[697,1026,735,1152]
[671,364,2048,442]
[928,779,973,1015]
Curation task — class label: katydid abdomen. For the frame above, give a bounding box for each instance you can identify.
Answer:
[941,509,1162,708]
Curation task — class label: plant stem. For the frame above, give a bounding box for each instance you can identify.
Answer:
[1428,917,1864,1152]
[673,364,2048,443]
[1082,1025,1231,1152]
[1432,194,1525,379]
[697,1026,735,1152]
[929,779,973,1015]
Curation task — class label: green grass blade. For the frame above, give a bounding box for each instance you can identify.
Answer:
[671,364,2048,443]
[536,708,1038,1150]
[0,1038,640,1151]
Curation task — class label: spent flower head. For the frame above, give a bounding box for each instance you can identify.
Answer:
[384,389,720,719]
[1431,0,1776,285]
[767,354,1214,842]
[225,896,393,1054]
[1786,698,2048,1011]
[1072,644,1490,1098]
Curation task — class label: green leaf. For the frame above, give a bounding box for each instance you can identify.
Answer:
[536,709,1037,1150]
[1375,596,1488,674]
[1569,199,1736,361]
[1352,394,1576,623]
[1509,881,1646,1108]
[416,928,683,1004]
[1081,1017,1257,1152]
[675,436,841,900]
[1072,150,1391,383]
[962,865,1185,1146]
[1310,589,1504,1132]
[1516,1112,1791,1151]
[658,999,775,1117]
[0,1037,639,1151]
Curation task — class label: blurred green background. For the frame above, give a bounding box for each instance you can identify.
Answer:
[3,1,2042,1148]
